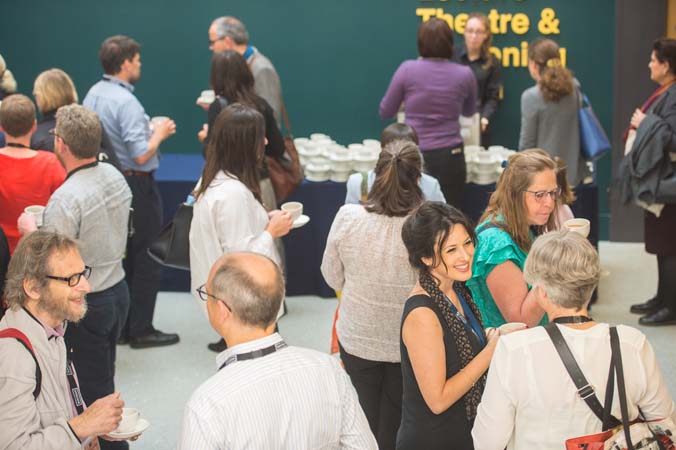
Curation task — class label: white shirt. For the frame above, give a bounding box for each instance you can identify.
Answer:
[344,170,446,205]
[189,171,280,310]
[472,324,676,450]
[178,333,377,450]
[321,204,416,362]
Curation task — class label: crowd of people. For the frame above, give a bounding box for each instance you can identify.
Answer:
[0,12,675,450]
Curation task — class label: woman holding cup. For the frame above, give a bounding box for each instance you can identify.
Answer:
[467,149,557,328]
[397,202,499,450]
[189,104,293,351]
[321,140,424,450]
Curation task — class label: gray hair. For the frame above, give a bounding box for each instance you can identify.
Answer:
[523,230,600,311]
[211,16,249,45]
[211,254,284,328]
[55,104,102,159]
[4,231,79,310]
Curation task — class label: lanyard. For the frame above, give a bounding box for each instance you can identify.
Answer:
[442,292,485,346]
[66,354,85,414]
[553,316,594,324]
[218,340,287,371]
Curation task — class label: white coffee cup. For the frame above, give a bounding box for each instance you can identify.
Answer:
[498,322,527,335]
[281,202,303,221]
[24,205,45,227]
[115,408,140,434]
[199,89,215,104]
[564,218,591,238]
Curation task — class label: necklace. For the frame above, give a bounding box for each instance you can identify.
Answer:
[552,315,594,324]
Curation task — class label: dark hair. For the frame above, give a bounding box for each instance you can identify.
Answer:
[365,140,424,217]
[528,38,573,102]
[653,37,676,75]
[0,94,35,137]
[381,123,419,147]
[99,35,141,75]
[402,202,476,277]
[195,103,265,201]
[210,51,259,107]
[418,18,454,59]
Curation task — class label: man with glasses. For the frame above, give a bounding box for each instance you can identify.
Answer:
[83,35,179,349]
[204,16,283,126]
[0,231,139,449]
[18,104,133,450]
[179,252,376,450]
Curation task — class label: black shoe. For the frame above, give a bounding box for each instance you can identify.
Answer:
[117,336,130,345]
[630,297,662,315]
[129,330,180,349]
[639,307,676,326]
[207,338,227,353]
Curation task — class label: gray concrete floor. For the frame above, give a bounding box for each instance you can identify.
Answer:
[115,241,675,450]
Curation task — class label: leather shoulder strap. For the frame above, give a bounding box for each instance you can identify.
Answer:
[0,328,42,399]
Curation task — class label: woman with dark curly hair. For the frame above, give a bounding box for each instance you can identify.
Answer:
[397,202,499,450]
[519,38,588,186]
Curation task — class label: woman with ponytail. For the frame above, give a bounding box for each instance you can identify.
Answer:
[397,202,499,449]
[519,38,588,186]
[321,140,424,450]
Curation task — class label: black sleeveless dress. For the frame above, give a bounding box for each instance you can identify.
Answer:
[396,294,484,450]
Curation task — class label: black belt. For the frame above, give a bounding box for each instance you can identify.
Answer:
[122,169,154,177]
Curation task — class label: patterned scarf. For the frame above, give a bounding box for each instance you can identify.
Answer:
[419,271,487,424]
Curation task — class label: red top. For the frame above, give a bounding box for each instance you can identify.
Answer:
[0,151,66,254]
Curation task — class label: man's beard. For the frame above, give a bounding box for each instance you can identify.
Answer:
[38,289,88,324]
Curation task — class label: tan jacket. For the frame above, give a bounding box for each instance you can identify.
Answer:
[0,308,82,450]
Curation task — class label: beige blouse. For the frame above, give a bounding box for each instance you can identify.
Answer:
[321,204,417,362]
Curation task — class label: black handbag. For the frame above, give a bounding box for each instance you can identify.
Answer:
[147,203,192,271]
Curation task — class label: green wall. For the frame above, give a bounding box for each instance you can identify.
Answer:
[2,0,614,234]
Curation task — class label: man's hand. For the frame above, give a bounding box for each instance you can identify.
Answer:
[152,118,177,143]
[68,392,124,440]
[17,213,38,235]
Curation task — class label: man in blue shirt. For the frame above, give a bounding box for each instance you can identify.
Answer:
[83,35,179,349]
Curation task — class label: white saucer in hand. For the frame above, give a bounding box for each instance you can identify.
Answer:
[107,418,150,439]
[292,214,310,229]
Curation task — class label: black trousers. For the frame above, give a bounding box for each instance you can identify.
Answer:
[65,280,130,450]
[122,175,163,338]
[339,342,402,450]
[656,254,676,310]
[421,145,466,210]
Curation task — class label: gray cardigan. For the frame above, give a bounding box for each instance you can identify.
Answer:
[519,80,588,186]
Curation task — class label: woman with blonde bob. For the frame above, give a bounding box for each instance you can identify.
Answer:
[467,149,557,328]
[30,68,78,151]
[519,38,588,186]
[472,230,676,450]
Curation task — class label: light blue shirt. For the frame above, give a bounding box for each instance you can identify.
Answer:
[344,171,446,204]
[83,75,157,171]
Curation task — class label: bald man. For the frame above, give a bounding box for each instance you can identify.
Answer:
[179,252,376,450]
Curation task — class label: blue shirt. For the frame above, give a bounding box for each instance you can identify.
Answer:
[344,171,446,204]
[83,75,157,171]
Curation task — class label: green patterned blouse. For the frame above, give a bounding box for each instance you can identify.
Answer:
[467,217,548,328]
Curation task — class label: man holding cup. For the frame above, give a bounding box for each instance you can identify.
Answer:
[83,35,179,349]
[18,104,133,450]
[0,231,138,449]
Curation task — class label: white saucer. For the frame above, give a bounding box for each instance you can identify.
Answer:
[197,96,214,104]
[292,214,310,229]
[108,418,150,439]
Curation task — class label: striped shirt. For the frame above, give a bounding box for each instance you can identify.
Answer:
[178,333,377,450]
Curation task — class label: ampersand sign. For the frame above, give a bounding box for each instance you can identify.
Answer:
[538,8,560,34]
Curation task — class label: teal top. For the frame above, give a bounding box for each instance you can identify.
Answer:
[467,217,548,328]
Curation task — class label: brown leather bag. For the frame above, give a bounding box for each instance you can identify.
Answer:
[266,102,303,203]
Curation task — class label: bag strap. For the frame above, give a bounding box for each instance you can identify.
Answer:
[476,222,500,235]
[0,328,42,399]
[544,323,621,430]
[610,326,638,450]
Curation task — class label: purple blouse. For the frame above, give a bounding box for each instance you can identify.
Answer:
[379,58,477,151]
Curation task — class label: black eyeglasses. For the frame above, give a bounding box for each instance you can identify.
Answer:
[196,284,232,311]
[524,187,561,203]
[208,36,224,46]
[49,128,67,145]
[46,266,92,287]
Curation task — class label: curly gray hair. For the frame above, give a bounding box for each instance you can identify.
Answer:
[523,230,600,311]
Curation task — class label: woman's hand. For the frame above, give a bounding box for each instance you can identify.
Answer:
[631,108,646,129]
[265,210,293,238]
[197,124,208,143]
